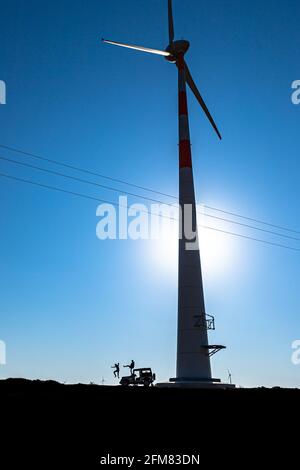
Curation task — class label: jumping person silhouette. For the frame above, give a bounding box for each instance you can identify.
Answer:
[111,363,120,379]
[124,360,135,375]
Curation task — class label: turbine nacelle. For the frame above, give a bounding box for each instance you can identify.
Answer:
[165,40,190,63]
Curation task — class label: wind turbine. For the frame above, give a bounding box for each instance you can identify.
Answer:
[103,1,232,388]
[228,370,232,385]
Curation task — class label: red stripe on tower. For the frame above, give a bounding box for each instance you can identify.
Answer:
[179,92,188,116]
[177,54,192,169]
[179,140,192,168]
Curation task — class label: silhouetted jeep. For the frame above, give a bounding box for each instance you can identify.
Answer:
[120,368,156,387]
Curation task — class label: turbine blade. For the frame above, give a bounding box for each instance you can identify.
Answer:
[184,61,222,140]
[168,0,175,43]
[102,38,170,57]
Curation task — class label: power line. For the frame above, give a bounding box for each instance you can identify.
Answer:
[0,155,170,205]
[203,205,300,236]
[0,170,299,253]
[0,143,174,198]
[202,226,300,252]
[1,154,300,243]
[0,171,176,221]
[202,212,300,242]
[0,142,299,235]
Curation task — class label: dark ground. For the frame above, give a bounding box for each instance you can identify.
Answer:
[1,378,299,466]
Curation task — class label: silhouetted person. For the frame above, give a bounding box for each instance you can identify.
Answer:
[111,363,120,379]
[124,360,135,375]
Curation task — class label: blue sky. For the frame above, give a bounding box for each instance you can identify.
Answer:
[0,0,300,387]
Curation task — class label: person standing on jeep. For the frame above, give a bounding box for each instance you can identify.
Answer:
[124,360,135,375]
[111,363,120,379]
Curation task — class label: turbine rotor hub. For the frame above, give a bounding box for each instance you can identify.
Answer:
[165,40,190,63]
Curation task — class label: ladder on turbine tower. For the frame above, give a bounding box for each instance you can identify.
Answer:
[196,313,226,357]
[194,313,216,330]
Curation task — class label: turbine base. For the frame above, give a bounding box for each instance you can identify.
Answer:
[156,379,235,389]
